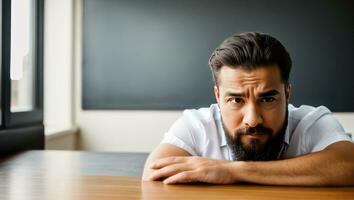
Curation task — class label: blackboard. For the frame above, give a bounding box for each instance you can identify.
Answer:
[83,0,354,111]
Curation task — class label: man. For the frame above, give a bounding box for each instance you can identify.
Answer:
[142,32,354,185]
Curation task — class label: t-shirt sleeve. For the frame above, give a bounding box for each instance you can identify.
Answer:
[306,113,353,152]
[160,115,198,156]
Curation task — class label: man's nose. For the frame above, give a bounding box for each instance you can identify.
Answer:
[242,104,263,128]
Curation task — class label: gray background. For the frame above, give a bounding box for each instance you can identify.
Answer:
[83,0,354,111]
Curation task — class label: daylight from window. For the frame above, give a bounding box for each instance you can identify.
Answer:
[10,0,35,112]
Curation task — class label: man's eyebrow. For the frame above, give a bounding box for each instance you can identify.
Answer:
[224,89,280,97]
[258,90,280,97]
[224,92,245,97]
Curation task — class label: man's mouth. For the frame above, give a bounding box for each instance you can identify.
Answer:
[245,131,263,135]
[244,132,267,140]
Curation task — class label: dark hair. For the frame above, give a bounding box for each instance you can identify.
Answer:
[208,32,292,85]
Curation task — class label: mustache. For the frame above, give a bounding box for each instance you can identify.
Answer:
[235,124,273,136]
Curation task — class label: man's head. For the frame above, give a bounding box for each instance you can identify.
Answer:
[208,32,292,161]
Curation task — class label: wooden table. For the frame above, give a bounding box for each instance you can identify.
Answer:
[0,150,353,200]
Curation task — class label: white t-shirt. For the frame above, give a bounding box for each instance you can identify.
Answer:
[161,104,353,160]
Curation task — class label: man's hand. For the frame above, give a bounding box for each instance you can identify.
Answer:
[147,156,240,184]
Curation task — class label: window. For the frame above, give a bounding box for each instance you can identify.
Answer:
[10,0,36,113]
[0,0,44,154]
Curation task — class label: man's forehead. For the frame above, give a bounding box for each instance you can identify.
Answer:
[218,65,283,89]
[221,88,282,98]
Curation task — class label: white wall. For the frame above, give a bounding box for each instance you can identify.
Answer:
[76,111,181,152]
[44,0,75,150]
[44,0,73,131]
[332,113,354,137]
[71,0,353,153]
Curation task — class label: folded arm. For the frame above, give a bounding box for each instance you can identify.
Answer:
[144,141,354,186]
[233,141,354,186]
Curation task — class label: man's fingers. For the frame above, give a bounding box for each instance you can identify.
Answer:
[148,163,191,181]
[163,171,197,185]
[150,156,188,169]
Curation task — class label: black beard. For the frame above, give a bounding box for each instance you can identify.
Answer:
[223,108,288,161]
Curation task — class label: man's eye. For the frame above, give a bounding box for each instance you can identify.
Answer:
[261,97,276,103]
[230,98,243,104]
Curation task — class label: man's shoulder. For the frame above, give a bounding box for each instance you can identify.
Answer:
[164,104,223,157]
[285,104,352,158]
[181,104,223,146]
[287,104,332,146]
[285,104,337,157]
[288,104,331,126]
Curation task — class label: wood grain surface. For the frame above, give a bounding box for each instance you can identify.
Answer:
[0,151,353,200]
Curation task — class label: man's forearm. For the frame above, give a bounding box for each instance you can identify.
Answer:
[231,147,354,186]
[147,142,354,185]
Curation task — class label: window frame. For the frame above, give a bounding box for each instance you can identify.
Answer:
[1,0,43,129]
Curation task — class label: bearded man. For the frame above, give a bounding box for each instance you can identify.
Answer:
[142,32,354,186]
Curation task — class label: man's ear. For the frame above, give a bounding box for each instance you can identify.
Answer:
[214,86,220,104]
[285,83,292,103]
